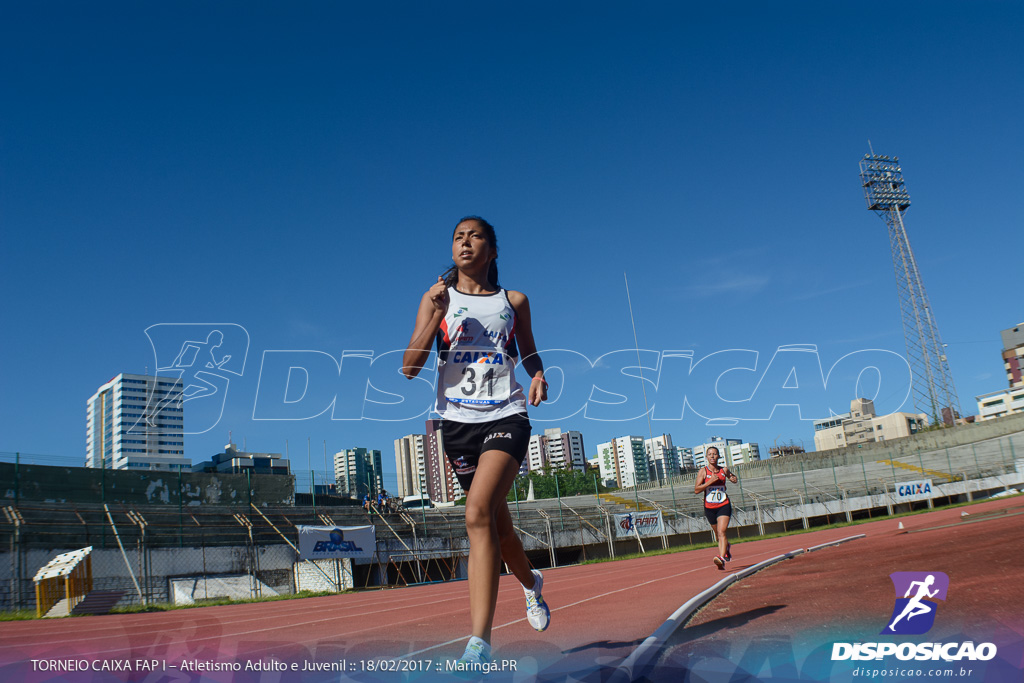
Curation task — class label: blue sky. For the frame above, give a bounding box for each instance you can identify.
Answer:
[2,2,1022,492]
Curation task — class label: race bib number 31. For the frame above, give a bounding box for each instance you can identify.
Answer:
[444,351,512,405]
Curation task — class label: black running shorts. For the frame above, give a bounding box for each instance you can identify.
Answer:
[704,502,733,526]
[441,412,531,492]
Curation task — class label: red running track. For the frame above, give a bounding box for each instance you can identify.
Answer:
[1,501,1014,682]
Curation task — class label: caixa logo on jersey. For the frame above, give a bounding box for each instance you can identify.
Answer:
[144,324,250,434]
[313,529,363,554]
[832,571,998,662]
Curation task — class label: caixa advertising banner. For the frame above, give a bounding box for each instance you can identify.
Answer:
[613,510,664,538]
[895,479,933,502]
[297,526,375,560]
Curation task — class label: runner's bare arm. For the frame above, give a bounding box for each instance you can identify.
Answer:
[402,278,448,379]
[507,290,547,406]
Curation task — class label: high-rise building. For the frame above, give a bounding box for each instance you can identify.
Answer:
[596,436,649,488]
[692,437,740,470]
[676,447,695,471]
[692,437,760,469]
[192,442,290,475]
[523,427,587,473]
[334,448,383,499]
[524,433,546,472]
[812,399,927,450]
[425,419,464,503]
[1001,323,1024,388]
[394,434,427,498]
[548,428,586,471]
[86,373,188,471]
[972,324,1024,421]
[645,434,680,481]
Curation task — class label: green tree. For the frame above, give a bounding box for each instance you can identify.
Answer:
[506,468,609,502]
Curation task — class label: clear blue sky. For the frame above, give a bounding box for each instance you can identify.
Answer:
[2,2,1022,493]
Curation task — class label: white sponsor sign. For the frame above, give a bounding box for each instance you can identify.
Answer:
[613,510,664,538]
[894,479,933,501]
[297,525,375,560]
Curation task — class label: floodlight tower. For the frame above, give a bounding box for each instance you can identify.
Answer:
[859,153,961,426]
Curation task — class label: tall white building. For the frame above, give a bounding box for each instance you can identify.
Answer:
[677,447,695,471]
[548,428,586,471]
[596,436,650,488]
[86,373,188,471]
[645,434,680,481]
[335,448,383,499]
[525,434,546,473]
[425,419,464,503]
[394,434,427,498]
[522,428,586,473]
[692,437,758,469]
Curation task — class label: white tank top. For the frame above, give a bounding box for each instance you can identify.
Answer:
[435,287,528,423]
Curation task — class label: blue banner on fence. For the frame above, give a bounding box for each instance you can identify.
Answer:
[297,525,375,559]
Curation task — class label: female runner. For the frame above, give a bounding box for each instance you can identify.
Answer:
[694,446,738,569]
[402,216,550,667]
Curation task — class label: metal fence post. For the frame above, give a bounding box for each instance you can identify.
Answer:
[555,474,564,531]
[101,466,107,548]
[800,461,809,502]
[832,460,841,500]
[971,445,981,478]
[768,458,778,506]
[513,478,521,525]
[178,468,184,548]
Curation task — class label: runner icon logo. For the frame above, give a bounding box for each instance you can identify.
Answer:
[881,571,949,635]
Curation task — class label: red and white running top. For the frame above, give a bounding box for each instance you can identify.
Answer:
[435,287,527,423]
[700,466,731,509]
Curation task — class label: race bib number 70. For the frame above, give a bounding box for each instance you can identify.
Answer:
[705,487,727,505]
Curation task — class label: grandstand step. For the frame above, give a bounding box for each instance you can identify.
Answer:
[597,493,654,512]
[70,590,126,616]
[43,598,71,618]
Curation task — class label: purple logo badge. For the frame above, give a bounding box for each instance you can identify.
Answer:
[881,571,949,635]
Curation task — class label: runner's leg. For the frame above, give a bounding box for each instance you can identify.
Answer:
[496,500,535,588]
[716,514,730,558]
[464,449,521,644]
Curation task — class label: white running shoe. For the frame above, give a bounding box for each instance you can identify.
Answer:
[457,636,492,667]
[524,569,550,632]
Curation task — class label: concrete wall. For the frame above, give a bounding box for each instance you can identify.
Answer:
[735,411,1024,480]
[0,462,295,507]
[0,543,297,611]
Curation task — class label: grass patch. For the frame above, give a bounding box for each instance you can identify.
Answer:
[580,494,1020,565]
[0,609,37,621]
